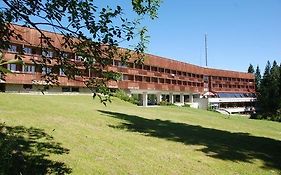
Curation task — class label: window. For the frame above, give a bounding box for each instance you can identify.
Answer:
[42,67,51,74]
[62,87,71,92]
[23,84,32,89]
[165,69,170,74]
[152,77,158,83]
[145,77,150,82]
[75,55,84,61]
[8,45,17,52]
[7,64,17,72]
[72,87,79,92]
[62,52,69,59]
[203,76,209,82]
[166,79,171,84]
[42,50,54,58]
[23,65,35,73]
[177,71,182,76]
[151,66,158,72]
[60,68,65,76]
[135,76,142,81]
[23,47,32,54]
[144,65,150,70]
[122,74,128,81]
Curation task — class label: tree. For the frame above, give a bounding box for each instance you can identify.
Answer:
[255,65,261,92]
[256,60,281,121]
[258,61,271,116]
[268,61,280,116]
[0,0,161,104]
[247,64,255,73]
[0,51,23,81]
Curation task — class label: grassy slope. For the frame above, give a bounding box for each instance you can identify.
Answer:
[0,94,281,175]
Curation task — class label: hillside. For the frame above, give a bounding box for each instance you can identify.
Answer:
[0,94,280,174]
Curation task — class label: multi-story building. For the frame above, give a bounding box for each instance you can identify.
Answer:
[0,25,256,114]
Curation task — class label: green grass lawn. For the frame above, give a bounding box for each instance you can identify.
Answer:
[0,94,281,175]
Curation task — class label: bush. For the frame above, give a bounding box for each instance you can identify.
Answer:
[250,112,281,122]
[182,103,191,107]
[159,100,174,106]
[114,90,139,105]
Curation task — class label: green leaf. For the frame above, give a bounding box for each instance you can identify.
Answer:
[0,66,12,73]
[0,59,24,66]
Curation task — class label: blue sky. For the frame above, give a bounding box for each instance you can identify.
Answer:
[2,0,280,72]
[116,0,281,72]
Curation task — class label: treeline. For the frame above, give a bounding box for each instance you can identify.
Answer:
[248,61,281,122]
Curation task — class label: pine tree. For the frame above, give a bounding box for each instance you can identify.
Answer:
[258,61,271,117]
[268,61,280,118]
[248,64,255,73]
[255,65,261,92]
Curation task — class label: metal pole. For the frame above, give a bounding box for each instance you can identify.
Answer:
[205,33,208,67]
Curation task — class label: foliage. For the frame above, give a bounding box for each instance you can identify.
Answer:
[0,51,23,75]
[247,64,255,73]
[159,100,174,106]
[182,103,191,107]
[251,60,281,122]
[0,0,161,103]
[114,89,139,105]
[255,65,261,92]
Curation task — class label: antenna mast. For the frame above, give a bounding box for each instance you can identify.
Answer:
[205,33,208,67]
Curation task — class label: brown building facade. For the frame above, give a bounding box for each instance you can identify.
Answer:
[0,25,256,111]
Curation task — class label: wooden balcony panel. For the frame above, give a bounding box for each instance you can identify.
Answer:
[107,66,118,72]
[161,84,169,91]
[146,72,154,77]
[127,69,138,75]
[107,80,118,88]
[58,77,85,87]
[146,83,156,90]
[127,82,139,89]
[5,73,42,84]
[154,72,162,76]
[138,70,147,75]
[160,74,168,78]
[117,81,129,89]
[155,84,162,89]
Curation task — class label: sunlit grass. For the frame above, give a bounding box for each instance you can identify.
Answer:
[0,94,280,174]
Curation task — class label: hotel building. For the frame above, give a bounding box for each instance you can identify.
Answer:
[0,25,256,114]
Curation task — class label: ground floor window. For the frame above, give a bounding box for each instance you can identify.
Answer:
[0,84,5,92]
[23,84,33,90]
[72,87,79,92]
[62,87,79,92]
[62,87,71,92]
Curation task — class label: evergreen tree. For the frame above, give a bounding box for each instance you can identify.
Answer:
[258,61,271,117]
[268,61,280,117]
[255,65,261,92]
[248,64,255,73]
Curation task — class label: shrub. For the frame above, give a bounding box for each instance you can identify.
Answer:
[159,100,174,106]
[114,90,139,105]
[182,103,191,107]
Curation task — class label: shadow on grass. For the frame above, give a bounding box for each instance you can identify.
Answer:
[99,110,281,171]
[0,123,72,175]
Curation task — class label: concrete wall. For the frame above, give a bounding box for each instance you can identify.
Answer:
[194,98,208,109]
[5,84,92,94]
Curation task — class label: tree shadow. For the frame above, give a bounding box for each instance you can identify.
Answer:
[0,123,72,175]
[98,110,281,172]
